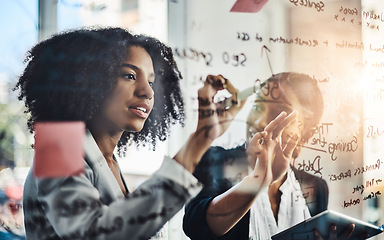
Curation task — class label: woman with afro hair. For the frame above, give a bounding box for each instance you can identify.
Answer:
[14,27,254,240]
[15,27,295,239]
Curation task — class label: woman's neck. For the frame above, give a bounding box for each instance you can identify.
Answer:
[88,120,123,163]
[88,120,128,196]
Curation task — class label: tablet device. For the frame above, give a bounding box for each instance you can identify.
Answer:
[271,210,383,240]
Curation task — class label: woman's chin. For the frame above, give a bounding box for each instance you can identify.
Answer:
[124,123,145,133]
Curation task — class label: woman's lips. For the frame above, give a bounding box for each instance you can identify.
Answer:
[129,106,149,119]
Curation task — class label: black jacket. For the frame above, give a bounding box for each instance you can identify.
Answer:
[183,145,329,240]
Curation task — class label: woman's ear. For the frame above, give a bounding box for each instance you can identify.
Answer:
[292,134,307,159]
[292,145,302,159]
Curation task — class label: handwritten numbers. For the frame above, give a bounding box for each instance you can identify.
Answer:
[339,6,358,15]
[222,52,247,67]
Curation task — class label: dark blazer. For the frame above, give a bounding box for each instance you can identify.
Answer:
[183,145,329,240]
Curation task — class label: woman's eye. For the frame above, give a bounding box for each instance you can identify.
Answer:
[249,130,256,138]
[122,73,136,80]
[254,105,261,112]
[148,81,154,88]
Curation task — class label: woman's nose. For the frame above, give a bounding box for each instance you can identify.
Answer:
[136,78,154,100]
[254,116,268,131]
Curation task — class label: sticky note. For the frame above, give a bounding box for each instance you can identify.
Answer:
[230,0,269,13]
[34,122,85,178]
[4,185,23,201]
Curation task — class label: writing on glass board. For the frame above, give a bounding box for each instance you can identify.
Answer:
[310,122,358,161]
[288,0,325,12]
[367,125,384,138]
[328,159,383,182]
[343,178,383,209]
[294,156,323,177]
[336,5,382,30]
[352,178,382,194]
[174,47,247,67]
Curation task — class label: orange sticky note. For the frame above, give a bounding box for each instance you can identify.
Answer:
[34,122,85,178]
[230,0,269,13]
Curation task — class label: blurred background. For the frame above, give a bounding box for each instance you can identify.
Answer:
[1,0,384,239]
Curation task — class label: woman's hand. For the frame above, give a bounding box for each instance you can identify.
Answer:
[195,74,246,142]
[314,224,369,240]
[174,74,245,173]
[204,111,297,236]
[267,113,299,183]
[247,111,298,188]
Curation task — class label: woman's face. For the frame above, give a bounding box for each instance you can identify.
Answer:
[100,46,155,133]
[247,81,305,159]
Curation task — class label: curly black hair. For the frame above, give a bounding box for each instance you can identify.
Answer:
[14,27,185,150]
